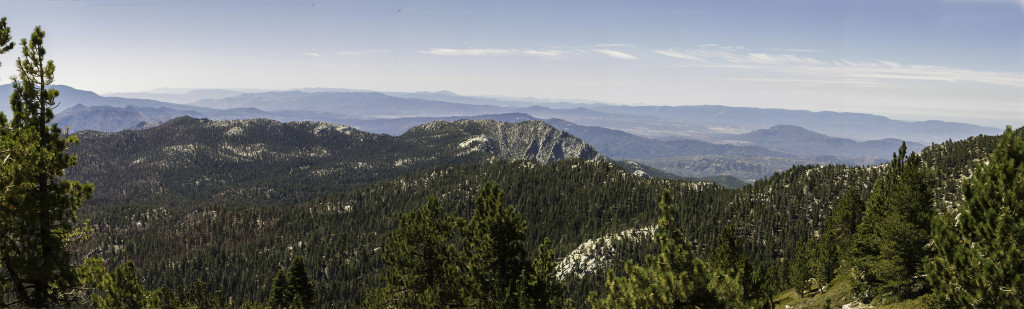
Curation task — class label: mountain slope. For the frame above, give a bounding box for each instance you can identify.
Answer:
[722,124,926,158]
[70,116,602,208]
[72,109,1020,307]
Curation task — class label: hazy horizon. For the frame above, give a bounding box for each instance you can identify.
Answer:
[0,0,1021,127]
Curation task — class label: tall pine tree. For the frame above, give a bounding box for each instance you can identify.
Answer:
[367,184,568,308]
[588,190,721,308]
[927,126,1024,307]
[461,182,530,307]
[287,256,316,309]
[852,142,933,300]
[0,25,94,307]
[270,269,291,308]
[366,196,465,308]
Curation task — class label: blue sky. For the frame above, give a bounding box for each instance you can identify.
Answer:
[0,0,1021,127]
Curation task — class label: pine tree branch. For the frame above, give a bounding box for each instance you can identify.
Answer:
[0,255,30,305]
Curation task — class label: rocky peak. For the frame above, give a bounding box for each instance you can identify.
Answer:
[408,119,606,164]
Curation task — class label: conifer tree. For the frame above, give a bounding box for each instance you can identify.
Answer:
[270,269,291,308]
[366,196,464,308]
[367,184,567,308]
[927,126,1024,307]
[287,256,316,309]
[0,25,94,307]
[89,261,147,308]
[709,225,769,307]
[788,242,812,297]
[812,232,838,288]
[461,182,530,307]
[710,226,744,278]
[588,190,720,308]
[852,142,933,299]
[0,16,16,307]
[825,189,865,257]
[522,238,572,308]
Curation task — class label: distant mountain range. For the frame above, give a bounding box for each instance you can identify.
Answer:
[105,89,247,104]
[1,83,1005,181]
[720,125,926,158]
[8,83,1001,143]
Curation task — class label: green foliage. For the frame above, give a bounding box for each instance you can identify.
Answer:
[461,182,532,307]
[65,107,1018,306]
[366,196,464,308]
[812,232,839,288]
[524,238,570,308]
[368,183,569,308]
[151,281,225,309]
[270,269,292,308]
[710,226,744,278]
[287,256,316,309]
[0,24,94,307]
[0,18,14,59]
[78,258,228,309]
[928,126,1024,307]
[826,189,866,258]
[90,260,148,308]
[268,256,316,308]
[852,142,934,300]
[788,242,812,297]
[588,190,721,308]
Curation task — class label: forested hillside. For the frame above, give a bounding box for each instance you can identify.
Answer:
[72,114,1022,306]
[69,116,602,210]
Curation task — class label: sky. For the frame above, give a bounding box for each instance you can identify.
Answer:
[0,0,1022,127]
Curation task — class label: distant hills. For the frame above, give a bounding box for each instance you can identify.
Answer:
[105,89,247,104]
[721,125,926,158]
[1,83,1006,181]
[584,104,1002,143]
[190,91,507,117]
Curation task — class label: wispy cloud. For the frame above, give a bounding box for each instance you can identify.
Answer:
[769,48,821,53]
[336,49,388,56]
[421,48,562,57]
[657,46,819,65]
[696,43,744,51]
[521,49,564,57]
[663,44,1024,88]
[593,43,633,48]
[594,49,638,60]
[302,52,321,57]
[654,49,704,61]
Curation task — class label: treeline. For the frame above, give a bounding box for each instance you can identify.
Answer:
[783,129,1024,307]
[81,125,1020,307]
[374,128,1024,308]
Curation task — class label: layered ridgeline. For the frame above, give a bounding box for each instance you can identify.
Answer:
[70,116,606,210]
[27,84,1000,182]
[55,101,935,182]
[70,112,1020,306]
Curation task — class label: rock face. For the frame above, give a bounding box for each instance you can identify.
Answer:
[407,119,605,164]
